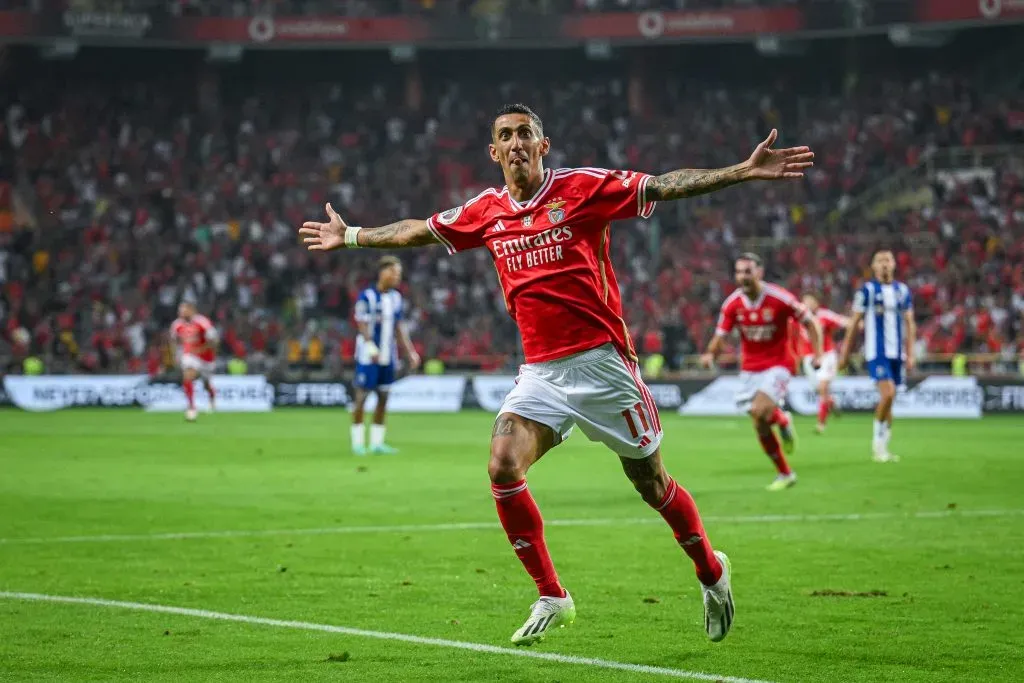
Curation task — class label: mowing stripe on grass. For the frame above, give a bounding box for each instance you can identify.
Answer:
[1,508,1020,546]
[0,591,775,683]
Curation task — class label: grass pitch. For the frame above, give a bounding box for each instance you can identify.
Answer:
[0,409,1022,682]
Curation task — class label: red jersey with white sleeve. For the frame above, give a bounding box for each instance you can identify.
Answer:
[171,315,217,363]
[715,284,811,372]
[794,308,848,356]
[426,167,657,363]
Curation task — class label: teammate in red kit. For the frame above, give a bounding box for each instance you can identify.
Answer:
[701,255,822,491]
[794,295,849,434]
[170,302,218,422]
[299,104,814,645]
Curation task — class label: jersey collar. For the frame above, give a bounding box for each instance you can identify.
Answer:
[740,286,766,309]
[504,169,554,213]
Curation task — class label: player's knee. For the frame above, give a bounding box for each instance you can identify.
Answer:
[750,402,773,425]
[487,446,528,484]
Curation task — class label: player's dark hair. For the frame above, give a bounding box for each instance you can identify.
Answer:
[378,255,401,272]
[737,252,762,267]
[493,103,544,136]
[871,247,894,259]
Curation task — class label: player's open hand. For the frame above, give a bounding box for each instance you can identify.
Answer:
[699,352,715,369]
[745,129,814,181]
[299,203,347,251]
[905,355,916,373]
[408,350,422,371]
[812,354,823,370]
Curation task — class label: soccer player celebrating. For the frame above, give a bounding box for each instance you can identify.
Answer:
[839,249,915,463]
[796,295,849,434]
[300,104,813,645]
[701,255,822,491]
[351,256,421,455]
[170,302,218,422]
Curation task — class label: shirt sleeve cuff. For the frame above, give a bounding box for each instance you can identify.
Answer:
[426,217,457,255]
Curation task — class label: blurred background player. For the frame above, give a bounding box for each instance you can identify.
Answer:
[796,295,850,434]
[170,302,218,422]
[702,254,822,490]
[839,250,915,463]
[301,104,813,646]
[351,256,421,455]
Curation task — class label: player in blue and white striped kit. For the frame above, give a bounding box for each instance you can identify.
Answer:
[839,249,916,463]
[351,256,421,455]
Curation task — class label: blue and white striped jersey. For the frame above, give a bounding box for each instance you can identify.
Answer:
[354,287,404,366]
[852,280,913,362]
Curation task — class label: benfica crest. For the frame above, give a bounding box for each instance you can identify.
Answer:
[545,199,566,224]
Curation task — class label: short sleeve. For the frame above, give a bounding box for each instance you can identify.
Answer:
[715,302,734,336]
[427,190,494,255]
[354,291,371,323]
[901,284,914,312]
[587,169,657,222]
[393,293,404,322]
[852,285,867,313]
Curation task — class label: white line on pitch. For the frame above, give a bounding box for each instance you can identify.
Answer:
[0,509,1020,546]
[0,591,776,683]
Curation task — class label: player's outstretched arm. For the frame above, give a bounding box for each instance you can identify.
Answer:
[644,129,813,202]
[300,203,438,251]
[838,312,864,371]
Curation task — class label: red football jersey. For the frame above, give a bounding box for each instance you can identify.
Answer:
[171,315,216,362]
[794,308,848,356]
[427,167,657,363]
[715,284,811,372]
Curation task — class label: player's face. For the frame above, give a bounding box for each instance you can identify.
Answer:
[489,114,550,184]
[178,304,194,320]
[802,295,819,312]
[380,264,402,290]
[734,259,761,294]
[872,251,895,282]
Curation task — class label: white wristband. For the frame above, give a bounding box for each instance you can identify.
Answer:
[345,226,362,248]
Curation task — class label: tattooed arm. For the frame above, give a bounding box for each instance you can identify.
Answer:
[645,165,749,202]
[299,204,438,251]
[644,128,814,204]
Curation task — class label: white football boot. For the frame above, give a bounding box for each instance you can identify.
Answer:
[510,591,575,646]
[701,551,735,643]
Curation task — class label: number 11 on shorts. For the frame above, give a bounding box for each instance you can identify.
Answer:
[621,402,651,439]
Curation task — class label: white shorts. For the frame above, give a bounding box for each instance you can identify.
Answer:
[802,351,838,383]
[181,354,215,380]
[499,343,663,459]
[736,365,792,413]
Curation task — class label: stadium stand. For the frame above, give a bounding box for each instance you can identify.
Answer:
[0,26,1022,378]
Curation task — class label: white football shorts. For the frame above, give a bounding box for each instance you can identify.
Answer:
[498,343,663,459]
[735,365,792,413]
[180,354,215,380]
[802,351,837,383]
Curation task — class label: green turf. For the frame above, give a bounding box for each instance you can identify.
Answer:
[1,409,1023,682]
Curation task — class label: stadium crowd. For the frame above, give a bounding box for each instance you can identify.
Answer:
[1,45,1022,376]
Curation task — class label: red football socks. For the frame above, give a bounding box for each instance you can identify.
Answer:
[771,407,791,428]
[492,480,565,598]
[653,478,723,586]
[818,398,830,426]
[758,431,792,475]
[183,379,195,409]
